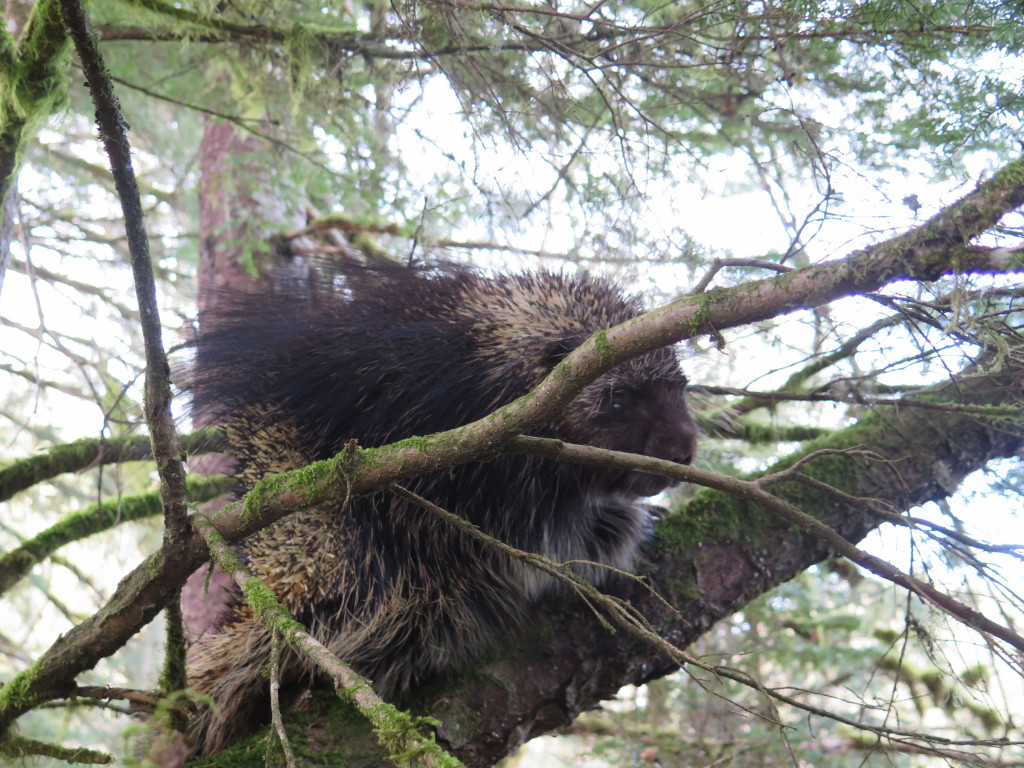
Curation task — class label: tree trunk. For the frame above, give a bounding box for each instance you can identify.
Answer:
[183,117,306,636]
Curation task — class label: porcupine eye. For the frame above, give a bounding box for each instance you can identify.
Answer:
[607,389,632,417]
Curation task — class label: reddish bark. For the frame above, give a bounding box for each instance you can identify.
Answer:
[185,118,306,636]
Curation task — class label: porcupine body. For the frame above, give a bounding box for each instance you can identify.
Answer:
[186,265,698,755]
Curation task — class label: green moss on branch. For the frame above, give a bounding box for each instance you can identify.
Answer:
[0,474,232,595]
[0,428,225,503]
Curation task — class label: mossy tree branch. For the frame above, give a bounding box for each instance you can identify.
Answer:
[0,0,68,206]
[192,513,463,768]
[710,421,831,443]
[0,0,68,293]
[0,428,225,503]
[0,474,232,596]
[0,733,111,765]
[58,0,196,715]
[0,164,1021,741]
[510,438,1024,651]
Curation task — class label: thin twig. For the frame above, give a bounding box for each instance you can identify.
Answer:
[691,257,793,294]
[269,630,297,768]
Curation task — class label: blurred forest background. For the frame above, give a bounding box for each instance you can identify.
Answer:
[1,0,1023,766]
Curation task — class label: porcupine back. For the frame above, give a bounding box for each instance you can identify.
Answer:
[186,265,697,755]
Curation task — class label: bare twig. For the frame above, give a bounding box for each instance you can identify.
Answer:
[691,257,793,294]
[711,313,903,418]
[269,630,297,768]
[68,685,166,711]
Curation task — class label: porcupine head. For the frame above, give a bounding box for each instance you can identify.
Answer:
[184,266,698,756]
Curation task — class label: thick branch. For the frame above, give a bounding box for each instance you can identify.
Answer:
[510,438,1024,651]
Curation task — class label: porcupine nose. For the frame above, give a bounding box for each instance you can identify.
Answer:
[647,431,695,467]
[677,426,697,466]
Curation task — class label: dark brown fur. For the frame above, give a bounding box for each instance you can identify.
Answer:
[186,266,697,754]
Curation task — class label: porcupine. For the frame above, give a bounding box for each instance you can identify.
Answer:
[186,265,698,755]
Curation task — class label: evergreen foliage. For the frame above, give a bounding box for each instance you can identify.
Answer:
[0,0,1022,765]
